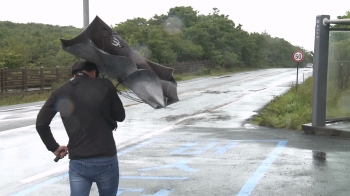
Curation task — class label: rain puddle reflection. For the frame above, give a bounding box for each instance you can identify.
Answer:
[312,151,327,168]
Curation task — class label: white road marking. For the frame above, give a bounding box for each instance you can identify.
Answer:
[20,164,69,183]
[0,104,43,112]
[0,116,38,122]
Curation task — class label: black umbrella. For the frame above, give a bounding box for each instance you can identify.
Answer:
[60,16,179,109]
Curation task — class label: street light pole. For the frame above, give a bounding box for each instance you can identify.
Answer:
[83,0,89,28]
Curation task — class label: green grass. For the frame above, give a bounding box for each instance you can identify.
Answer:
[251,77,314,130]
[0,91,52,106]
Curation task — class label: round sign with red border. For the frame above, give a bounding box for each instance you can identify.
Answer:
[292,51,304,63]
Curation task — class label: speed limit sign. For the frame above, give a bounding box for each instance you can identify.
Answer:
[292,51,304,63]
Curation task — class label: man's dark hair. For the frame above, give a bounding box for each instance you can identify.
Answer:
[71,61,83,76]
[71,60,99,77]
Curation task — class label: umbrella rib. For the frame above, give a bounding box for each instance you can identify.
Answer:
[116,82,143,103]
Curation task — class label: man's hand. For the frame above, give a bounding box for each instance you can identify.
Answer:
[53,145,68,159]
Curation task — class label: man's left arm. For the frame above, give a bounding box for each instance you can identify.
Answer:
[36,92,60,152]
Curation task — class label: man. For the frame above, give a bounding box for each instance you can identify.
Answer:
[36,60,125,196]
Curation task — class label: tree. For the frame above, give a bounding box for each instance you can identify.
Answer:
[146,27,177,63]
[185,8,250,67]
[0,50,23,68]
[0,21,81,69]
[113,17,149,46]
[167,6,199,28]
[168,35,203,61]
[334,10,350,28]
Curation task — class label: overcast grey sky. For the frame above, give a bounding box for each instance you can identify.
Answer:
[0,0,348,51]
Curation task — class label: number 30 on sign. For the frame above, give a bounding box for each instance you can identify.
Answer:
[292,51,304,63]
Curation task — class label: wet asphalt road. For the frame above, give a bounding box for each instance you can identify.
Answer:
[1,68,349,196]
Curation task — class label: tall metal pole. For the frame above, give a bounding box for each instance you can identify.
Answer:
[312,15,330,126]
[83,0,89,28]
[296,62,299,90]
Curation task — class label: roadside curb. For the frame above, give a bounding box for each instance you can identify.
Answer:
[302,123,350,139]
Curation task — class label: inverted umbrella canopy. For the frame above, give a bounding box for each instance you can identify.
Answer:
[60,16,179,109]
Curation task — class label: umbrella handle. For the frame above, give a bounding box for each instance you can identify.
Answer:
[54,154,61,162]
[54,149,67,162]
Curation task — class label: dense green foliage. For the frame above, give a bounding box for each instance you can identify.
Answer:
[1,7,313,70]
[0,22,81,68]
[113,7,313,68]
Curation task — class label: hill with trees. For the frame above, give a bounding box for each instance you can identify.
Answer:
[0,7,313,70]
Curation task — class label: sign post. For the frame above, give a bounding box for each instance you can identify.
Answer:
[292,50,304,90]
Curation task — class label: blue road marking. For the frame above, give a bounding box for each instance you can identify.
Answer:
[139,159,197,172]
[215,142,239,155]
[170,142,197,154]
[237,140,288,196]
[117,188,172,196]
[119,138,158,156]
[121,176,188,180]
[117,188,143,195]
[142,189,172,196]
[171,142,218,155]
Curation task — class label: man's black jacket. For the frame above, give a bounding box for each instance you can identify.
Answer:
[36,73,125,159]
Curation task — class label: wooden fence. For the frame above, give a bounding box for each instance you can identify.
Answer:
[0,66,71,94]
[0,60,216,94]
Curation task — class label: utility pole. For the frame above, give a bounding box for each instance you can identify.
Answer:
[83,0,89,28]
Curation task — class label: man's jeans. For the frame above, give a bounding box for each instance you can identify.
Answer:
[69,154,119,196]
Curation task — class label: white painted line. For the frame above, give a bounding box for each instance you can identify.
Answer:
[117,125,177,149]
[0,119,61,136]
[0,124,36,136]
[214,75,297,111]
[0,116,37,122]
[117,113,208,149]
[174,113,208,125]
[178,78,212,86]
[20,164,69,183]
[0,104,43,112]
